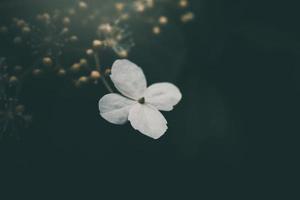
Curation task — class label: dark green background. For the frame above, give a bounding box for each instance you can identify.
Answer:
[0,0,299,199]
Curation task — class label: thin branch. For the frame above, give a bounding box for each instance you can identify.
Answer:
[93,52,113,93]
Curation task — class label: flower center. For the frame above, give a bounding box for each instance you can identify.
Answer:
[138,97,145,104]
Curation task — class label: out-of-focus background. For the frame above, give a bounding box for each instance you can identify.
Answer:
[0,0,299,199]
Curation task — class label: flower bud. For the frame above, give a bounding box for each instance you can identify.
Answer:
[179,0,189,8]
[79,58,88,67]
[181,12,194,23]
[90,70,101,80]
[0,26,8,34]
[105,68,111,75]
[78,1,88,11]
[158,16,168,25]
[70,63,81,72]
[9,76,18,84]
[134,2,145,12]
[117,49,128,58]
[115,3,125,11]
[120,13,129,21]
[22,26,31,34]
[68,8,76,16]
[16,19,26,28]
[37,13,51,24]
[62,17,71,26]
[43,57,53,67]
[93,40,103,50]
[77,76,89,86]
[98,23,112,34]
[57,69,66,76]
[86,49,94,56]
[32,69,42,76]
[61,27,69,34]
[15,104,25,114]
[69,35,78,43]
[152,26,161,35]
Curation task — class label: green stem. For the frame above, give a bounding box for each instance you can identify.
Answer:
[93,52,113,93]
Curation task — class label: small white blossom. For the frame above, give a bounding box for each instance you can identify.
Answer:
[98,59,182,139]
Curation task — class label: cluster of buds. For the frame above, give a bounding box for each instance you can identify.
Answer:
[180,12,194,23]
[177,0,194,23]
[0,59,31,138]
[72,51,113,87]
[0,98,32,139]
[30,56,55,77]
[97,22,133,58]
[10,18,32,44]
[152,15,169,35]
[74,72,102,87]
[133,0,154,13]
[0,58,22,88]
[76,70,104,86]
[70,58,88,73]
[0,0,195,138]
[36,13,51,24]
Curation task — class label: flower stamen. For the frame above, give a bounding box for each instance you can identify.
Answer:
[138,97,145,104]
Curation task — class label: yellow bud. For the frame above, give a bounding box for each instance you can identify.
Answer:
[134,2,145,12]
[179,0,189,8]
[32,69,42,76]
[9,76,18,84]
[86,49,94,56]
[69,35,78,43]
[62,27,69,34]
[120,13,130,21]
[181,12,194,23]
[117,50,128,58]
[57,69,66,76]
[15,105,25,114]
[80,58,88,67]
[78,76,88,83]
[98,23,112,34]
[93,40,103,50]
[115,3,125,11]
[68,8,76,16]
[152,26,161,35]
[22,26,31,34]
[16,19,26,27]
[146,0,154,8]
[0,26,8,33]
[63,17,71,26]
[37,13,51,23]
[105,68,111,75]
[78,1,88,11]
[71,63,81,72]
[158,16,168,25]
[43,57,53,66]
[90,70,101,80]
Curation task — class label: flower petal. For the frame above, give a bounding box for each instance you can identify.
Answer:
[110,59,147,100]
[128,104,168,139]
[99,93,136,125]
[144,82,182,111]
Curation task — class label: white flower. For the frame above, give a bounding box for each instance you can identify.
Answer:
[98,59,182,139]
